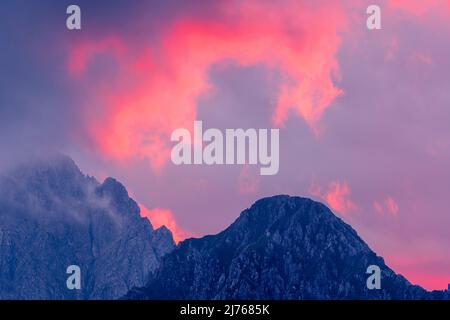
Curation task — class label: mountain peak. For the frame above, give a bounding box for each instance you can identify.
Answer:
[127,194,429,300]
[11,153,83,178]
[224,195,361,251]
[0,155,175,299]
[239,194,338,226]
[99,177,129,199]
[96,177,141,219]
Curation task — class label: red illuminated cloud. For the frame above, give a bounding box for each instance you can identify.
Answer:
[310,180,357,216]
[67,1,349,170]
[68,35,125,75]
[387,254,450,291]
[139,204,194,244]
[324,181,357,216]
[374,196,399,216]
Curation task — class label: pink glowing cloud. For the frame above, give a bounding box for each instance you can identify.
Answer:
[387,254,450,291]
[68,36,125,75]
[385,196,399,215]
[374,196,399,216]
[324,181,357,216]
[139,204,194,244]
[67,1,349,170]
[310,180,357,216]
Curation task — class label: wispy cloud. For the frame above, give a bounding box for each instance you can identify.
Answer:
[139,204,195,243]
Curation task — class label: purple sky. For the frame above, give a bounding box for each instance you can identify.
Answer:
[1,0,450,290]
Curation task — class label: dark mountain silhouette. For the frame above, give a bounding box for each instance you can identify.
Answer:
[126,195,445,300]
[0,155,174,299]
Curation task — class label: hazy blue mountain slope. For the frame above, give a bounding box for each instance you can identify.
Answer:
[0,155,174,299]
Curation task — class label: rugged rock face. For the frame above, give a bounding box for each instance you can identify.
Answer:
[0,155,174,299]
[126,195,430,299]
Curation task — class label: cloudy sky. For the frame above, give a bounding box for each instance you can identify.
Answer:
[1,0,450,290]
